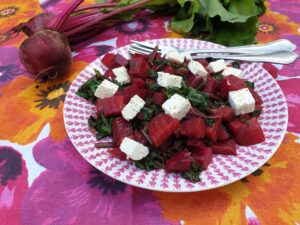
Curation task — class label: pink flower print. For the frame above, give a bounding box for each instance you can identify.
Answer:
[0,147,29,225]
[21,136,176,225]
[98,16,167,47]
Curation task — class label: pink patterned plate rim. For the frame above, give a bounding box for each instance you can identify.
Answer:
[64,38,288,192]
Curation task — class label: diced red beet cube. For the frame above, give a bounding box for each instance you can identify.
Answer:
[219,75,247,99]
[177,67,190,76]
[133,78,146,89]
[212,139,237,155]
[174,128,182,138]
[129,57,150,78]
[180,117,206,138]
[104,69,116,80]
[187,138,207,153]
[263,63,279,79]
[101,53,115,68]
[132,53,148,61]
[239,114,251,121]
[218,126,230,141]
[163,65,176,74]
[145,78,155,84]
[249,88,263,105]
[206,118,222,142]
[193,147,213,169]
[212,106,234,122]
[197,59,209,67]
[102,95,126,116]
[186,75,203,88]
[96,99,103,114]
[235,118,265,146]
[107,148,127,160]
[155,53,163,61]
[151,65,160,72]
[203,76,217,94]
[123,85,138,97]
[185,74,196,86]
[190,76,204,88]
[255,103,263,112]
[227,118,244,135]
[158,135,174,152]
[152,92,167,105]
[133,130,148,145]
[113,54,129,67]
[149,113,180,147]
[115,89,124,96]
[146,89,155,99]
[166,149,192,172]
[112,117,134,147]
[123,85,147,101]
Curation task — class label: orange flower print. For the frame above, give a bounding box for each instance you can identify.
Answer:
[257,6,300,43]
[155,133,300,225]
[0,60,88,145]
[0,0,41,34]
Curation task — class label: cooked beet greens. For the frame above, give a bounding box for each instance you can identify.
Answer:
[250,109,262,117]
[147,70,158,80]
[135,150,165,171]
[77,79,101,103]
[245,80,255,89]
[76,69,103,103]
[88,113,113,140]
[181,163,202,183]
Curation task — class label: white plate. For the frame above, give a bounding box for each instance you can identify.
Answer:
[64,38,288,192]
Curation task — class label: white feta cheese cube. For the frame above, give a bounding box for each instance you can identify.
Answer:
[162,94,191,120]
[207,59,227,73]
[157,72,182,88]
[188,60,208,79]
[165,49,185,64]
[94,79,119,99]
[228,88,255,115]
[121,95,145,121]
[222,67,243,79]
[112,66,130,85]
[120,137,149,160]
[182,52,192,61]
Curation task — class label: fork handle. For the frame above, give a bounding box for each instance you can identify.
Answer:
[192,50,299,64]
[187,39,296,55]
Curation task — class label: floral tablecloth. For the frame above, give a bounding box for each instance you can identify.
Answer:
[0,0,300,224]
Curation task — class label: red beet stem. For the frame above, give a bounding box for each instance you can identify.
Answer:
[64,0,151,37]
[68,26,107,45]
[63,12,102,31]
[95,141,115,148]
[65,10,100,25]
[50,0,84,31]
[187,107,221,119]
[73,3,117,13]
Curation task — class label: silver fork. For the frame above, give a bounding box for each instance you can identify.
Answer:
[129,39,299,64]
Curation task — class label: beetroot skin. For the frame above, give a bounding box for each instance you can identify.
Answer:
[19,29,72,81]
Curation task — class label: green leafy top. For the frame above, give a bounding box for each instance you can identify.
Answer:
[88,113,113,140]
[171,0,265,46]
[95,0,266,47]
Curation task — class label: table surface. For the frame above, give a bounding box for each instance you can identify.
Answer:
[0,0,300,225]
